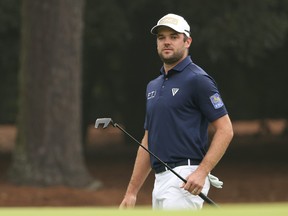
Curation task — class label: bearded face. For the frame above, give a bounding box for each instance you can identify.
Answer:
[158,45,187,65]
[156,27,191,66]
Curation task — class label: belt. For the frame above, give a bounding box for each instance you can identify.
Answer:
[154,159,200,174]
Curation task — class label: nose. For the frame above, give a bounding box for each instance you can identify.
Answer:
[163,37,171,45]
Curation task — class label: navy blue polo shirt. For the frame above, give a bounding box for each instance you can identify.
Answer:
[144,56,228,169]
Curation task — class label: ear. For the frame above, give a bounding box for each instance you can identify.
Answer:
[186,37,192,48]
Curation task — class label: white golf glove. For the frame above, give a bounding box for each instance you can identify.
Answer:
[208,174,223,189]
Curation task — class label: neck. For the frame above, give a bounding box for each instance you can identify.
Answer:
[163,55,187,74]
[163,63,177,74]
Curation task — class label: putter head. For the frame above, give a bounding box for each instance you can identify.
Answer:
[95,118,113,129]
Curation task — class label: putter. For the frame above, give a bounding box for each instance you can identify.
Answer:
[95,118,218,207]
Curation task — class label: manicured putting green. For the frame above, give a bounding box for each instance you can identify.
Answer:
[0,203,287,216]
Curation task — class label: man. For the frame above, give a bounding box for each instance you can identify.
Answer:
[120,13,233,210]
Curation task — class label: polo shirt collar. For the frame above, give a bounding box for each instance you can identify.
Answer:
[160,56,193,77]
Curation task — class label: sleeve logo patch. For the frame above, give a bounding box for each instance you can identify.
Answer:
[210,93,224,109]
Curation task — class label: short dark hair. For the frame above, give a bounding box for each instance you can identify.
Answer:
[183,34,189,42]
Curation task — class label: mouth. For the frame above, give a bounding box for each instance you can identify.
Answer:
[162,48,173,54]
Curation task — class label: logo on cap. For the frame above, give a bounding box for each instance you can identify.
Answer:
[159,17,179,25]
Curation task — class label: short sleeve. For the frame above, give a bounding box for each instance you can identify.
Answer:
[194,75,228,122]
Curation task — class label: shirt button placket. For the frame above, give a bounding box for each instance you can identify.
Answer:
[160,77,167,96]
[162,77,168,88]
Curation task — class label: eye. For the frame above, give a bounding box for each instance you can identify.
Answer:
[170,34,179,40]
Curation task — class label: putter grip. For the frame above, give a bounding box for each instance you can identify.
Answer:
[199,192,218,207]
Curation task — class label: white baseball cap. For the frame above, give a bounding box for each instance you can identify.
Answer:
[151,13,191,37]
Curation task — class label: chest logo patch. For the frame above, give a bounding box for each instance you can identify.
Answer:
[147,90,156,100]
[172,88,179,96]
[210,93,224,109]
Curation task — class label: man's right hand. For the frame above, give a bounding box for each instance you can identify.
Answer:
[119,194,137,209]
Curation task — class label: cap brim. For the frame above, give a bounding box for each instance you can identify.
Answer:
[150,25,161,35]
[150,24,190,37]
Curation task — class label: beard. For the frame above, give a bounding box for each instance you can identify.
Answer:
[158,48,186,65]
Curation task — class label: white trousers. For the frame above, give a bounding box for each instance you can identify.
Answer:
[152,165,210,210]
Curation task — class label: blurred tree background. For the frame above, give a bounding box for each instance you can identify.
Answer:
[7,0,96,187]
[1,0,288,142]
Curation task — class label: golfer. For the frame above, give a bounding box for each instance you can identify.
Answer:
[120,13,233,210]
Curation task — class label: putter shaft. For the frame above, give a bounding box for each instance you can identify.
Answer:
[95,118,218,207]
[114,123,218,207]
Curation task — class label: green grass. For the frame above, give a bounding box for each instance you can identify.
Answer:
[0,203,287,216]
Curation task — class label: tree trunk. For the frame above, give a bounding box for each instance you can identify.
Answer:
[9,0,95,187]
